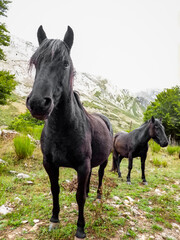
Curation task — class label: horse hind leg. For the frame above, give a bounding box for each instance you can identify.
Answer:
[127,154,133,185]
[97,159,108,199]
[111,149,118,172]
[112,150,123,178]
[117,155,123,179]
[86,169,92,197]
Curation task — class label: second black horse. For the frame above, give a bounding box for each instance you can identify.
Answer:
[112,117,168,184]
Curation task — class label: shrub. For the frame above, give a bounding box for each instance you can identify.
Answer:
[161,160,168,168]
[167,145,180,155]
[9,110,44,139]
[14,135,35,159]
[152,157,167,168]
[0,70,17,104]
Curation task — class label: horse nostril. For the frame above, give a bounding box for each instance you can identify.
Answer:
[44,97,52,108]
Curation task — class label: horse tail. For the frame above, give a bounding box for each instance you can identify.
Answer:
[111,133,119,172]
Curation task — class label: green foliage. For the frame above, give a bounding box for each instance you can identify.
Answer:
[82,100,103,110]
[152,157,167,167]
[152,224,163,231]
[94,91,101,98]
[143,86,180,142]
[0,0,11,60]
[0,71,17,104]
[9,110,44,139]
[167,145,180,155]
[149,140,161,153]
[13,135,35,159]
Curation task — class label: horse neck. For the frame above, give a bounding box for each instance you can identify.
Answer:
[48,90,87,130]
[137,122,151,144]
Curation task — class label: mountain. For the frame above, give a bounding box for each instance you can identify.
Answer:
[0,35,160,131]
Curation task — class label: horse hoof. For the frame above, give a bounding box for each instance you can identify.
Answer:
[143,181,148,185]
[96,198,101,203]
[49,222,59,231]
[75,227,86,239]
[127,181,132,185]
[97,193,102,200]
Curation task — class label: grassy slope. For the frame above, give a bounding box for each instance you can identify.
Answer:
[0,137,179,240]
[0,95,26,127]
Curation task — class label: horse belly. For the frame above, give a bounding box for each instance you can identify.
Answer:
[91,138,112,168]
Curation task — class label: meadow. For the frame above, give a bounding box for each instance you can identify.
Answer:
[0,134,180,240]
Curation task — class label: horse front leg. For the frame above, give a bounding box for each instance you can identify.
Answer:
[141,154,148,185]
[127,154,133,184]
[75,162,91,239]
[43,159,60,230]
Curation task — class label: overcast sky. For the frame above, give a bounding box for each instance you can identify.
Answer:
[4,0,180,91]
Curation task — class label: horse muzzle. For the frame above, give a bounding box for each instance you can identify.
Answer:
[160,140,168,148]
[26,95,54,120]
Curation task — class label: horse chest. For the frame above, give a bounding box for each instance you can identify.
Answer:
[42,131,91,167]
[132,143,148,157]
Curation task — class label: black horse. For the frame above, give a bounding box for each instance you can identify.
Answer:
[112,117,168,184]
[26,26,113,239]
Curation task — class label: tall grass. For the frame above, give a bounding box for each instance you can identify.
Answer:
[167,145,180,155]
[13,135,35,159]
[149,140,161,153]
[152,157,168,167]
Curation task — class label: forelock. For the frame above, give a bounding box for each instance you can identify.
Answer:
[29,39,67,67]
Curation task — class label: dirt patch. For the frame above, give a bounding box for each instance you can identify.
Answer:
[0,221,46,240]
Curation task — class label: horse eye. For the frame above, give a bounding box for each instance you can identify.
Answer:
[63,60,69,68]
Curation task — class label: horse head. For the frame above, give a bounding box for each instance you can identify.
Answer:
[26,26,74,120]
[149,116,168,147]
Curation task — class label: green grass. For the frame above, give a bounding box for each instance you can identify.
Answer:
[149,140,161,153]
[0,137,179,239]
[167,145,180,155]
[0,94,25,126]
[0,105,19,126]
[14,135,35,159]
[152,157,168,167]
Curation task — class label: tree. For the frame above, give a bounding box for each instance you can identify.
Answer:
[0,1,17,105]
[143,86,180,143]
[0,70,17,104]
[0,0,11,60]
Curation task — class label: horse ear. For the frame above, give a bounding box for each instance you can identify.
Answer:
[37,25,47,45]
[151,116,155,123]
[63,26,74,51]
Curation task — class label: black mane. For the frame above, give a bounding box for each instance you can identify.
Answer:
[29,39,67,68]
